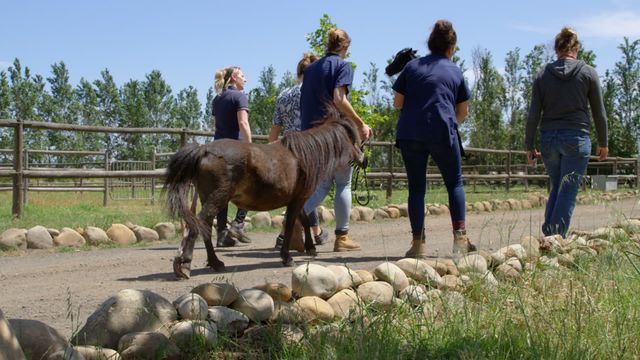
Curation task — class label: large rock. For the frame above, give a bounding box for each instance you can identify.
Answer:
[106,224,137,245]
[292,263,338,299]
[356,281,394,306]
[385,207,401,219]
[373,262,409,292]
[208,306,249,335]
[395,258,442,288]
[54,228,86,247]
[174,293,208,320]
[74,346,121,360]
[132,226,159,242]
[118,331,180,360]
[191,283,239,306]
[318,206,334,223]
[253,283,292,302]
[0,309,26,360]
[327,265,362,291]
[26,225,53,249]
[354,269,375,283]
[356,207,375,222]
[9,319,67,360]
[456,254,488,274]
[231,289,274,323]
[72,289,178,349]
[46,348,85,360]
[83,226,111,246]
[520,235,540,259]
[153,222,176,240]
[399,285,427,305]
[374,208,390,220]
[295,296,335,322]
[0,228,27,250]
[424,259,458,276]
[327,289,359,319]
[169,320,217,350]
[251,212,272,228]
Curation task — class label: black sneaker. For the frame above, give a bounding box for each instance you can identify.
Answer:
[216,229,237,247]
[314,229,329,245]
[274,234,285,250]
[228,220,252,243]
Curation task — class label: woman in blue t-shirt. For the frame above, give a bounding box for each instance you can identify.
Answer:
[392,20,476,258]
[211,66,252,247]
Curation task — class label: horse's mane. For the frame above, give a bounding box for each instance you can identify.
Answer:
[280,106,361,193]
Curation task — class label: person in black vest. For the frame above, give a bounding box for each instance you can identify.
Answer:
[211,66,252,247]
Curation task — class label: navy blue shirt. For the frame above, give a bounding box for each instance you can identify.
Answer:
[212,86,249,140]
[300,53,354,130]
[393,55,470,145]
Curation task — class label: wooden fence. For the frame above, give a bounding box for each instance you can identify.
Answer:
[1,118,638,218]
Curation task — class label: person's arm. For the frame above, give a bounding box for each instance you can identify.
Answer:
[393,91,404,109]
[268,124,282,143]
[588,69,609,161]
[525,78,542,166]
[237,110,251,143]
[333,86,372,140]
[455,101,468,124]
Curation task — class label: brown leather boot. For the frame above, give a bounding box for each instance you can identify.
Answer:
[334,234,361,252]
[453,230,477,254]
[405,239,427,259]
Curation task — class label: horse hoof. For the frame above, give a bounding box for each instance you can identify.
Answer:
[208,261,226,272]
[173,260,191,280]
[282,258,296,267]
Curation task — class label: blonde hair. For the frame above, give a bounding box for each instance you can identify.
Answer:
[555,27,580,54]
[326,28,351,54]
[214,66,241,94]
[297,52,319,79]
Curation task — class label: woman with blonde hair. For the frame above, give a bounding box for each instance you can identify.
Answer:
[525,27,608,238]
[211,66,252,247]
[300,27,372,252]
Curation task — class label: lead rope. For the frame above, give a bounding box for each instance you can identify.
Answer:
[353,138,372,206]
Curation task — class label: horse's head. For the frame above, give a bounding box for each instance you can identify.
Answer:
[385,47,418,76]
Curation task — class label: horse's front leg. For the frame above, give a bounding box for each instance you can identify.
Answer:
[174,223,197,279]
[299,211,317,257]
[281,203,303,267]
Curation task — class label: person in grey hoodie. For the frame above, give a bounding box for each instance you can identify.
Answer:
[525,27,608,238]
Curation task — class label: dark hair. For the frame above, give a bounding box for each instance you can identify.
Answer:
[326,28,351,54]
[297,53,319,79]
[555,27,580,54]
[427,20,457,55]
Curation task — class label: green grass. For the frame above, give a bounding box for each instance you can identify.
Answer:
[207,238,640,359]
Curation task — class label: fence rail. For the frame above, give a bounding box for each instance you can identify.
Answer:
[1,118,638,218]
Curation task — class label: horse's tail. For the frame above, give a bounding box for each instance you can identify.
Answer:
[163,144,209,237]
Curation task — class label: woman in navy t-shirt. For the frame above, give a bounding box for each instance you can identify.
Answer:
[392,20,476,257]
[211,66,251,247]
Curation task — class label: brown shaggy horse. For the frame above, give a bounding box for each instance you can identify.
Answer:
[164,108,362,279]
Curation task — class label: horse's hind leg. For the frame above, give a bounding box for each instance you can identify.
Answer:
[174,224,198,279]
[299,211,317,257]
[200,203,226,272]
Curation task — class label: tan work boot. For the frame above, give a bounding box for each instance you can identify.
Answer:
[334,234,361,252]
[453,230,477,254]
[405,239,427,259]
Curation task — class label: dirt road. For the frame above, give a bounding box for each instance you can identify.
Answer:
[1,196,638,338]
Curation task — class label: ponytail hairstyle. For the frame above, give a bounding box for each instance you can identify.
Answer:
[296,52,320,80]
[326,28,351,54]
[554,27,580,54]
[214,66,241,94]
[427,20,457,55]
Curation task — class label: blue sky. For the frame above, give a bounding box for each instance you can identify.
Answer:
[2,0,639,106]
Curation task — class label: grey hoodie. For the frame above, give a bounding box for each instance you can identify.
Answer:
[525,59,608,150]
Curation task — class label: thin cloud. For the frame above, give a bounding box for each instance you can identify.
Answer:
[511,24,552,36]
[576,10,640,39]
[0,61,11,71]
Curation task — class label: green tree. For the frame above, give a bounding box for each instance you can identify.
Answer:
[170,86,202,149]
[120,79,150,159]
[143,70,173,153]
[503,48,526,151]
[247,65,280,135]
[75,78,103,155]
[602,70,637,157]
[94,69,122,155]
[0,71,10,150]
[305,13,336,57]
[203,86,215,132]
[612,37,640,149]
[44,62,79,151]
[466,48,506,150]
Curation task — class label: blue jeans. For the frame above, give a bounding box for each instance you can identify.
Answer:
[304,166,353,234]
[539,129,591,238]
[398,139,466,237]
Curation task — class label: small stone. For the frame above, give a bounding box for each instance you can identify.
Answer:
[208,306,249,335]
[118,332,180,360]
[169,320,217,350]
[251,212,272,228]
[354,269,375,283]
[54,228,86,247]
[439,275,463,291]
[292,263,338,299]
[174,293,208,320]
[0,228,27,250]
[253,282,292,302]
[327,289,359,319]
[191,283,239,306]
[83,226,111,246]
[399,285,427,305]
[153,222,176,240]
[373,262,410,292]
[106,224,137,245]
[26,225,53,249]
[356,281,394,306]
[374,208,390,219]
[231,289,274,323]
[132,226,159,242]
[456,254,488,274]
[295,296,335,322]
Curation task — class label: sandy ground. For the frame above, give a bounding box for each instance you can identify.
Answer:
[1,196,638,338]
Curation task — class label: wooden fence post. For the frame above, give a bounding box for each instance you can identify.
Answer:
[151,149,156,205]
[180,130,187,148]
[12,119,24,218]
[23,149,29,204]
[103,150,109,207]
[636,157,640,188]
[506,151,511,192]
